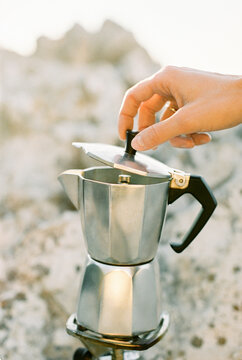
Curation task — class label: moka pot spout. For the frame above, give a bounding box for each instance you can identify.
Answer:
[58,170,84,209]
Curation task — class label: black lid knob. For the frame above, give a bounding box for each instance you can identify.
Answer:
[125,130,139,156]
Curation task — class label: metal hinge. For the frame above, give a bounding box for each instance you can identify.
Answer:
[170,169,190,189]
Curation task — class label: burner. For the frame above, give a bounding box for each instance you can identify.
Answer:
[67,313,169,359]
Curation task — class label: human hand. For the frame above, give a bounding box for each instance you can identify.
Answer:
[118,66,242,150]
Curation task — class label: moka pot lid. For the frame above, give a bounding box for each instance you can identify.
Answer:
[72,130,172,179]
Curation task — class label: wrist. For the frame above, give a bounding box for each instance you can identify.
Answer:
[228,77,242,126]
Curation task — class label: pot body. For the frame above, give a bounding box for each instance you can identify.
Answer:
[79,167,169,265]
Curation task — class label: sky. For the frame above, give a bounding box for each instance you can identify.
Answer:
[1,0,242,74]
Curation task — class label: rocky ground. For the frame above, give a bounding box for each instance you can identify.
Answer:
[0,20,241,360]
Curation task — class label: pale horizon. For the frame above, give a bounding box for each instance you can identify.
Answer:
[1,0,242,75]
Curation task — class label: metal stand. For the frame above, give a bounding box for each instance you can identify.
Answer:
[68,313,169,359]
[112,349,124,360]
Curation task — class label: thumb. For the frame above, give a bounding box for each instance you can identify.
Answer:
[131,114,182,151]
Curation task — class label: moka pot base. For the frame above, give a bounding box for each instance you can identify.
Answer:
[75,256,163,337]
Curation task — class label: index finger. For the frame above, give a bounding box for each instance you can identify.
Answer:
[118,77,156,140]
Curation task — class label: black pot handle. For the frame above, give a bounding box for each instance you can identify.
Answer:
[168,175,217,253]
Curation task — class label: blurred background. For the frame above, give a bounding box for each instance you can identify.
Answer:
[0,1,241,359]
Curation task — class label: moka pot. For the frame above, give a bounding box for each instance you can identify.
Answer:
[59,132,217,265]
[58,130,217,342]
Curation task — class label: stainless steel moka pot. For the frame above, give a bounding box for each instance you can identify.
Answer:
[58,131,217,360]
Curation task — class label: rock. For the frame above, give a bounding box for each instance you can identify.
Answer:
[35,23,90,64]
[34,20,148,67]
[89,19,138,64]
[1,291,48,360]
[52,327,74,348]
[190,336,203,348]
[119,47,160,85]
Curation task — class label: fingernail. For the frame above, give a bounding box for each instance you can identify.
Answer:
[132,135,145,150]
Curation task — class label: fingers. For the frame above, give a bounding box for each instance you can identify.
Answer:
[118,77,157,140]
[191,132,211,145]
[132,125,211,150]
[161,102,179,121]
[161,104,211,148]
[118,67,179,140]
[131,104,212,150]
[131,114,181,150]
[138,94,167,131]
[169,133,211,148]
[169,135,195,148]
